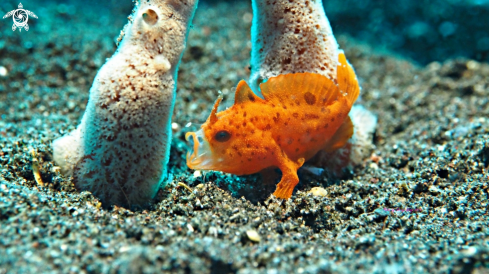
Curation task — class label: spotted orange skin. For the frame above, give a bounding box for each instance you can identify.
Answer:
[188,53,360,198]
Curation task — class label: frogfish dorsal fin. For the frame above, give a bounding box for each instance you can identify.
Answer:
[259,72,340,107]
[337,52,360,106]
[234,80,263,105]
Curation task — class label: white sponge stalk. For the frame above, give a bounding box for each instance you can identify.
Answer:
[53,0,198,208]
[249,0,339,93]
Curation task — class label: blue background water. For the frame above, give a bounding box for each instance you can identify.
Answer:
[2,0,488,65]
[324,0,489,64]
[0,0,489,68]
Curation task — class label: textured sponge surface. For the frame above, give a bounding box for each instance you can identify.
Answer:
[250,0,339,92]
[53,0,198,208]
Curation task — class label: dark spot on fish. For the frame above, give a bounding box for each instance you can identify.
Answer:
[293,113,299,118]
[248,93,255,102]
[304,92,316,105]
[305,113,320,120]
[264,124,272,130]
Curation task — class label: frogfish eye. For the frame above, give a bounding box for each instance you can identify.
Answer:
[214,130,231,142]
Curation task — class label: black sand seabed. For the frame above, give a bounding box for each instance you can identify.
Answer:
[1,1,489,273]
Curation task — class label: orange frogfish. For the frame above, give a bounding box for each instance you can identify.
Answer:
[186,53,360,199]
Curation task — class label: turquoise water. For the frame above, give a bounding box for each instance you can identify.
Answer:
[2,0,488,65]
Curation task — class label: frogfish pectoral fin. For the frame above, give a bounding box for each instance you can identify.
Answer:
[322,115,354,153]
[273,157,305,199]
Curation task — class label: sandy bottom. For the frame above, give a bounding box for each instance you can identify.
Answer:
[0,1,488,273]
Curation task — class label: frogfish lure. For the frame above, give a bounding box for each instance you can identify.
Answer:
[185,53,360,199]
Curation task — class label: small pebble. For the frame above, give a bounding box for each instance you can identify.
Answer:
[0,66,7,77]
[246,230,261,242]
[308,187,327,197]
